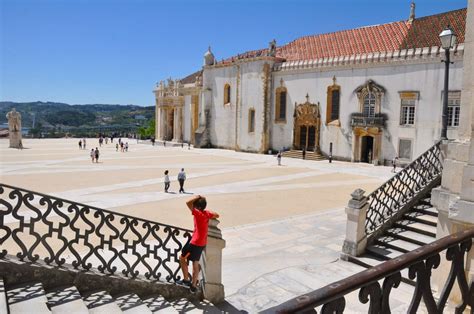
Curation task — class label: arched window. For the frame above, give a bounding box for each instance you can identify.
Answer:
[326,79,340,124]
[275,87,287,122]
[363,93,376,117]
[224,84,231,105]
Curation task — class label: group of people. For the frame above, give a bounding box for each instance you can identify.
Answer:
[164,168,187,193]
[78,138,87,150]
[116,139,129,152]
[90,147,100,163]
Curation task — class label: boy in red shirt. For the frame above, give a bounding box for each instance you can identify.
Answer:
[177,195,219,293]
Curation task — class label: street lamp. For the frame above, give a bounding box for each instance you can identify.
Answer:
[439,26,457,140]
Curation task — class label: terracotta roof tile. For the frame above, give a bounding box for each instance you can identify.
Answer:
[215,8,466,65]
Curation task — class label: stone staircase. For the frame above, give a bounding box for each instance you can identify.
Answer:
[281,150,326,161]
[2,279,221,313]
[347,194,438,285]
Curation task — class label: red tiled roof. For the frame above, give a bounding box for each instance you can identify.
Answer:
[218,8,466,64]
[180,70,202,84]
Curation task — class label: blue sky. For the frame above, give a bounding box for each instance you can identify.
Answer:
[0,0,467,106]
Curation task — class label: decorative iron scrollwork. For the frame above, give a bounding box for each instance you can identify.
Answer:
[0,183,191,282]
[365,142,443,236]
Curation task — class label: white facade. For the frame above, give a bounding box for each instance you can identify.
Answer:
[154,9,466,165]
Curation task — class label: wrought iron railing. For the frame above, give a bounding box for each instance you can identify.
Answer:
[350,113,387,128]
[0,183,191,282]
[365,141,443,239]
[263,228,474,313]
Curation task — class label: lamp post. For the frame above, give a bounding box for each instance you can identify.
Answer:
[439,26,457,140]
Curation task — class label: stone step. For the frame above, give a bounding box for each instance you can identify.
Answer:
[366,244,403,260]
[170,298,221,313]
[0,279,7,314]
[115,293,152,314]
[7,282,51,314]
[414,206,438,217]
[375,236,421,254]
[83,290,123,314]
[393,221,437,238]
[143,295,179,313]
[281,150,326,161]
[46,286,88,314]
[403,212,437,227]
[385,228,435,246]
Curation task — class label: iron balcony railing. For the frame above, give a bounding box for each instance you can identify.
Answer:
[0,183,192,282]
[263,228,474,313]
[350,113,387,128]
[365,141,443,241]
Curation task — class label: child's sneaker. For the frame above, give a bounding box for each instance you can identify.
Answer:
[189,285,198,294]
[176,279,191,287]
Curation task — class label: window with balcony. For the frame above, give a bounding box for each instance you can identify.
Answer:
[363,93,376,117]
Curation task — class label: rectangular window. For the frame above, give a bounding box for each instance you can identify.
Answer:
[279,92,286,120]
[447,92,461,127]
[399,139,412,160]
[400,99,416,125]
[249,109,255,133]
[331,90,340,121]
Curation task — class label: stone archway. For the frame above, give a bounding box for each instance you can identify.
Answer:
[293,96,321,152]
[352,127,382,164]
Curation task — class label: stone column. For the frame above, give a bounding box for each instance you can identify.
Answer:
[159,108,166,140]
[351,132,357,162]
[203,218,226,303]
[341,189,368,259]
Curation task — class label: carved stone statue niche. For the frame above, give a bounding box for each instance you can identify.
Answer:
[6,108,23,149]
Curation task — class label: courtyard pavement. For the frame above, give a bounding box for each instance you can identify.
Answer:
[0,138,400,312]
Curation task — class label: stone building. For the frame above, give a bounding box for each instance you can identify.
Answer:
[154,5,467,165]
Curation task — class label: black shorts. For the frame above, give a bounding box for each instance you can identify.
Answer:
[181,243,205,262]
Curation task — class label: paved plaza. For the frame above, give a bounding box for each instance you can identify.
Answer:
[0,138,397,312]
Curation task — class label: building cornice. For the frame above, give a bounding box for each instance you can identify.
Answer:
[273,45,464,73]
[206,56,286,69]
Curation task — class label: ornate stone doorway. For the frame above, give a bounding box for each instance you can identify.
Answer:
[360,136,374,163]
[166,109,174,140]
[293,95,321,152]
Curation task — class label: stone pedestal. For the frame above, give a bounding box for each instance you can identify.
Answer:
[203,218,226,303]
[9,131,22,149]
[341,189,368,259]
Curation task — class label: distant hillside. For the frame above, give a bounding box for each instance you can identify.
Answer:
[0,101,154,129]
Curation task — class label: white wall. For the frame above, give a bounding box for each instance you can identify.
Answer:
[271,59,464,162]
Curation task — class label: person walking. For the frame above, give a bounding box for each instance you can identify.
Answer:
[125,142,129,152]
[116,143,119,152]
[178,168,186,193]
[164,170,170,193]
[176,195,219,293]
[302,148,306,160]
[78,140,82,150]
[277,151,282,166]
[95,147,100,163]
[90,149,95,163]
[392,157,399,173]
[83,138,86,150]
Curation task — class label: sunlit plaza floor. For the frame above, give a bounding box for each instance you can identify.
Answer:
[0,138,400,312]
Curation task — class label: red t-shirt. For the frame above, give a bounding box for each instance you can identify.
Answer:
[190,208,215,246]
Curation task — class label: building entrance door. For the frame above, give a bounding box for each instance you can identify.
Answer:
[293,97,321,152]
[361,136,374,163]
[299,126,307,149]
[167,109,174,140]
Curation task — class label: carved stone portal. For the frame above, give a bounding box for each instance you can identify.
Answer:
[6,108,23,149]
[293,95,321,152]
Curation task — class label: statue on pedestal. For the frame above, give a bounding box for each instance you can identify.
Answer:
[6,108,23,149]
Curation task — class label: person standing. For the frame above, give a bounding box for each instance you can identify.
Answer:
[95,147,100,163]
[125,142,129,152]
[83,138,86,150]
[176,195,219,293]
[302,148,306,160]
[78,140,82,150]
[178,168,186,193]
[90,149,95,163]
[164,170,170,193]
[277,151,282,166]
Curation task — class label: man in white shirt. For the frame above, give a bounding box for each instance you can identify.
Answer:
[178,168,186,193]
